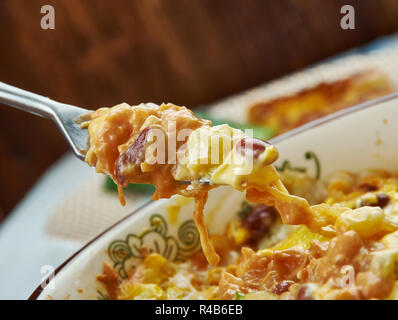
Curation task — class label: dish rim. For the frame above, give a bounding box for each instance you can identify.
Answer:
[29,91,398,300]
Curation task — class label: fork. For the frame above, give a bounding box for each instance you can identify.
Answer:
[0,82,215,185]
[0,81,91,161]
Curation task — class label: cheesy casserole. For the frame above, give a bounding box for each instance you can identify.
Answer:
[84,103,398,300]
[97,169,398,300]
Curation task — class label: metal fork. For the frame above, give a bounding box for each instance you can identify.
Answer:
[0,82,214,185]
[0,81,91,160]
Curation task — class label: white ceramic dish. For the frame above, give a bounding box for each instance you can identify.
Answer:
[31,93,398,300]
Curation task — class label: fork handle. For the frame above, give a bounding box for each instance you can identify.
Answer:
[0,81,90,160]
[0,81,88,122]
[0,81,62,119]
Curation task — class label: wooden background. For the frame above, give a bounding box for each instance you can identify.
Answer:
[1,0,398,220]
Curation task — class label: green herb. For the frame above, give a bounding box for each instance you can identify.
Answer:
[194,109,274,141]
[234,292,245,300]
[104,176,155,194]
[275,159,306,173]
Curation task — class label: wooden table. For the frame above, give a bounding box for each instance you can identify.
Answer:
[1,0,398,218]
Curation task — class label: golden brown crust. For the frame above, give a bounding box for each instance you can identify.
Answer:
[248,71,393,134]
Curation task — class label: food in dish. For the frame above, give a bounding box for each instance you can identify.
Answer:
[85,102,398,300]
[98,169,398,300]
[84,103,310,265]
[248,71,393,134]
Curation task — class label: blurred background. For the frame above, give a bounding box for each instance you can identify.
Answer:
[2,0,398,220]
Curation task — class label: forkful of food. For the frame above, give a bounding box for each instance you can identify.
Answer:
[0,81,314,266]
[0,81,280,193]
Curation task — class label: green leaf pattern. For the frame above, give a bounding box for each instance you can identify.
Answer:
[107,214,200,279]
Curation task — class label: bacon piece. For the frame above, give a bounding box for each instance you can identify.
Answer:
[114,127,151,187]
[296,285,313,300]
[239,249,309,291]
[96,262,120,300]
[272,280,295,295]
[356,271,393,300]
[218,272,245,300]
[235,137,270,159]
[304,231,363,284]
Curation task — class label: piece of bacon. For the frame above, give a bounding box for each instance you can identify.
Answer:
[114,126,151,187]
[235,137,270,159]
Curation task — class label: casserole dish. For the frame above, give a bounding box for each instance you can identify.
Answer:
[30,93,398,300]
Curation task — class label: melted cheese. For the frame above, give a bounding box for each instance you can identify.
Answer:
[85,102,314,266]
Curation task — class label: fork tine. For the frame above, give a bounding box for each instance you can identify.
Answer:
[0,81,91,161]
[178,178,214,185]
[51,102,91,160]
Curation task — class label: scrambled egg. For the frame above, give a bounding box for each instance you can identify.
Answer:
[173,124,279,189]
